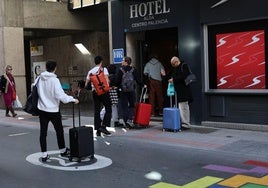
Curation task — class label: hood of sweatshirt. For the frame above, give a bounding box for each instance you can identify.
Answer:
[40,71,57,81]
[148,58,160,65]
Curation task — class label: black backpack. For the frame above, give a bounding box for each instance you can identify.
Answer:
[120,67,135,92]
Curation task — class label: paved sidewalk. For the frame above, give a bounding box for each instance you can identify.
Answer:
[1,109,268,160]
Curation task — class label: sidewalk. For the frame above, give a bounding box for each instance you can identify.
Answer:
[1,108,268,159]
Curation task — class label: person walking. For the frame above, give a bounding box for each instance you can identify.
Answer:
[107,64,119,127]
[144,54,166,116]
[0,65,17,117]
[167,56,193,129]
[118,56,145,127]
[36,60,79,162]
[85,55,112,136]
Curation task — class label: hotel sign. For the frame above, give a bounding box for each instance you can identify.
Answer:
[124,0,176,31]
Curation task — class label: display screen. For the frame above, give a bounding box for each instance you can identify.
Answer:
[216,30,266,89]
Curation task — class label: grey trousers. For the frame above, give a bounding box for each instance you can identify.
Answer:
[178,101,191,128]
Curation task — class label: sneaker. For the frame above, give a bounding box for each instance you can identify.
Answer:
[118,119,125,126]
[60,148,70,157]
[126,119,135,128]
[41,155,50,162]
[99,127,111,136]
[96,130,101,136]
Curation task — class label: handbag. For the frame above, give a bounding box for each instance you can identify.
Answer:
[167,82,175,96]
[182,63,197,85]
[11,87,16,100]
[23,78,40,116]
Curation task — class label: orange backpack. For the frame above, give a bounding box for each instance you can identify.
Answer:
[90,67,110,95]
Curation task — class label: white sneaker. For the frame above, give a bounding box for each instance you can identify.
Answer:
[119,119,125,126]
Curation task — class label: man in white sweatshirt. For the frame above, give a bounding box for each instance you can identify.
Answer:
[36,60,79,162]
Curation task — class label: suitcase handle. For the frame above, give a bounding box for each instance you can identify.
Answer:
[139,87,148,103]
[170,91,177,108]
[72,102,81,128]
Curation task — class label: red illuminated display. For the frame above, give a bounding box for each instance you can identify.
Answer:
[216,30,266,89]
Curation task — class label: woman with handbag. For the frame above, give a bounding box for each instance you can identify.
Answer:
[166,56,193,130]
[0,65,17,117]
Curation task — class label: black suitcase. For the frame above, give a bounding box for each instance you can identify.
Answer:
[69,103,94,162]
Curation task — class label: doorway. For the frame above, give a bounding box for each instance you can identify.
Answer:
[126,27,178,81]
[126,27,178,108]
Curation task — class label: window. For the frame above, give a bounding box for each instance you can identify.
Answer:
[68,0,108,9]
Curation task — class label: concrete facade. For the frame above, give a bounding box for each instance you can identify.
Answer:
[0,0,109,106]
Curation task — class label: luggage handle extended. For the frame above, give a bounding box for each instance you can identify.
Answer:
[139,87,148,103]
[72,102,81,128]
[170,91,177,108]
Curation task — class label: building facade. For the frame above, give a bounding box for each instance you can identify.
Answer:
[0,0,267,129]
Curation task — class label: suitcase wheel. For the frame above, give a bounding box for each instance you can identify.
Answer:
[69,157,73,162]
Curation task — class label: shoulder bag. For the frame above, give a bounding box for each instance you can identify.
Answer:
[181,63,197,86]
[23,77,40,116]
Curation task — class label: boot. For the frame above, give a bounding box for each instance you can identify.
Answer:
[5,107,11,117]
[9,107,17,117]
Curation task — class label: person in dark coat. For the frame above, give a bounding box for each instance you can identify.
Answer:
[166,56,193,129]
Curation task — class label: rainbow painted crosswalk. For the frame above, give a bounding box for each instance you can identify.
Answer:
[150,160,268,188]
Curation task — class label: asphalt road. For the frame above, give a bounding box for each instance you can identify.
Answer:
[0,110,268,188]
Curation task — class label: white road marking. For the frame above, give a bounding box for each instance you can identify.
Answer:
[8,132,29,137]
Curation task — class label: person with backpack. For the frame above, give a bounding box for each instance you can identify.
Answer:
[117,56,145,128]
[85,55,112,136]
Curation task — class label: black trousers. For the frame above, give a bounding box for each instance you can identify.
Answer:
[120,91,136,122]
[92,91,112,130]
[39,110,65,152]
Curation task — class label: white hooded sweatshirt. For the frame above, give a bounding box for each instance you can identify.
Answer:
[35,71,75,113]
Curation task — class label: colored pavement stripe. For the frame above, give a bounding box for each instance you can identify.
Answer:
[244,160,268,168]
[209,185,229,188]
[218,175,268,187]
[209,184,229,188]
[241,183,268,188]
[203,164,268,175]
[150,176,223,188]
[150,182,181,188]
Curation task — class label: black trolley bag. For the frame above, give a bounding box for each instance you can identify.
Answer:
[69,103,94,162]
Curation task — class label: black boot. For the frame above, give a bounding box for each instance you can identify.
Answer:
[5,107,10,117]
[9,107,17,117]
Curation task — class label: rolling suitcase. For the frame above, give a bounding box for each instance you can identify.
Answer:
[69,103,94,162]
[163,92,181,132]
[134,88,152,127]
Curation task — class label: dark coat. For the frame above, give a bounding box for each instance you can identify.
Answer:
[0,75,7,93]
[166,63,193,103]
